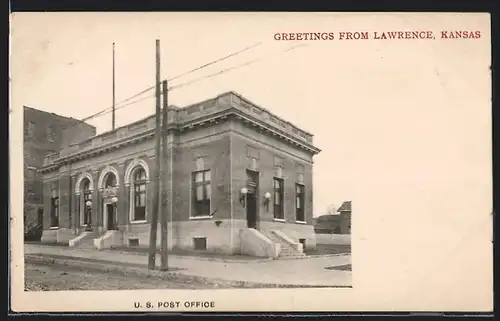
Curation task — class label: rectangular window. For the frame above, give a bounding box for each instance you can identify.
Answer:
[192,170,211,217]
[193,237,207,250]
[47,126,55,142]
[273,178,284,220]
[296,184,305,222]
[27,121,36,136]
[26,167,36,181]
[50,188,59,228]
[133,183,146,221]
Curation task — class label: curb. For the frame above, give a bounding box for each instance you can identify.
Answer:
[278,253,351,260]
[106,249,350,262]
[106,249,275,264]
[25,254,350,289]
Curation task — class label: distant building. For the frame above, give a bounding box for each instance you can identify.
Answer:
[337,201,352,234]
[23,106,96,239]
[38,92,321,257]
[313,201,351,234]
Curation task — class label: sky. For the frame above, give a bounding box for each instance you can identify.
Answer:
[11,12,491,219]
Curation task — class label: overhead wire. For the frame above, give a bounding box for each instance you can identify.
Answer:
[64,42,307,130]
[168,43,308,91]
[64,41,263,129]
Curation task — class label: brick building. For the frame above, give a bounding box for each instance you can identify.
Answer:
[23,106,96,238]
[38,92,321,257]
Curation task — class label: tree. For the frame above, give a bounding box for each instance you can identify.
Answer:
[325,204,337,215]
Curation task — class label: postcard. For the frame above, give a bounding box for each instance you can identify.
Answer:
[9,12,492,312]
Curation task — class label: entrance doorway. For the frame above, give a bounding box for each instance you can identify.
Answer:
[106,203,116,230]
[246,193,257,228]
[246,170,259,229]
[37,208,43,227]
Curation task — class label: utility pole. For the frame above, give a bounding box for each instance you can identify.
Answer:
[68,162,72,231]
[148,39,161,270]
[112,42,116,130]
[160,79,169,271]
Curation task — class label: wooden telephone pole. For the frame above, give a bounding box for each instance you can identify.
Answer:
[148,39,161,270]
[160,79,169,271]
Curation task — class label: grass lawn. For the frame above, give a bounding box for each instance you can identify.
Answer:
[325,264,352,272]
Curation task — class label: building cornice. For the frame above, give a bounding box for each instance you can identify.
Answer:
[39,107,321,173]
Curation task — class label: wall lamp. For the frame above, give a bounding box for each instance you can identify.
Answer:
[263,192,271,211]
[239,187,248,207]
[85,200,92,231]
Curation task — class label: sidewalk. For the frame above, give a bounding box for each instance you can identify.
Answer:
[24,244,352,287]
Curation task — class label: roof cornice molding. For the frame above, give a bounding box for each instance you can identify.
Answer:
[39,108,320,172]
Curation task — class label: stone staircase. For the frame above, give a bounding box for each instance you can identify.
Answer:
[73,231,102,249]
[266,231,306,259]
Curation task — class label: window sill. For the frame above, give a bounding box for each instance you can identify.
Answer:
[273,218,286,223]
[295,221,307,225]
[49,226,59,230]
[189,215,213,220]
[130,220,148,224]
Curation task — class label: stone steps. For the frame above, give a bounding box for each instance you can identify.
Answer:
[265,232,305,258]
[74,232,102,249]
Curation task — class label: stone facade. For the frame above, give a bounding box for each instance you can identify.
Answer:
[39,92,321,254]
[23,106,95,236]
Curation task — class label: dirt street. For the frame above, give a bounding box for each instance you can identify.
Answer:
[24,263,221,291]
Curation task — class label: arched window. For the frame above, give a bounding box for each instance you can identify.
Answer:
[132,168,147,221]
[82,179,92,226]
[104,173,117,188]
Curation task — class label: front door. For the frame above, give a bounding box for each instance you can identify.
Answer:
[246,170,259,229]
[246,192,257,228]
[106,204,115,230]
[37,208,43,227]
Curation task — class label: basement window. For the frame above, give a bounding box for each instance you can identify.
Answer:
[193,237,207,251]
[128,238,139,247]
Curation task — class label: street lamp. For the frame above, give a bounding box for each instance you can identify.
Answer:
[110,196,118,230]
[263,192,271,212]
[85,200,92,231]
[239,187,248,207]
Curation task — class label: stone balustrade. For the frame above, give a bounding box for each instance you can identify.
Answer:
[43,92,315,166]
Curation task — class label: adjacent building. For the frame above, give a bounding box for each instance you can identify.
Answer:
[23,106,96,238]
[38,92,321,257]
